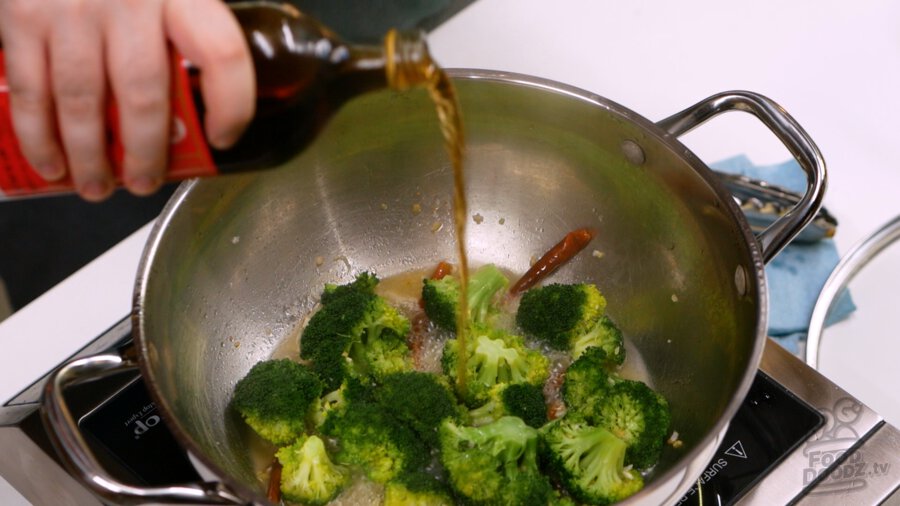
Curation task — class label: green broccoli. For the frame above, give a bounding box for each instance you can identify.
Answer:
[320,272,380,303]
[346,325,412,382]
[384,472,454,506]
[439,416,553,505]
[516,284,616,356]
[375,371,462,447]
[591,379,671,470]
[300,272,413,390]
[562,348,671,470]
[442,324,550,406]
[231,359,322,445]
[320,400,428,484]
[571,316,625,364]
[422,264,510,331]
[550,489,579,506]
[309,376,375,428]
[541,416,644,505]
[276,435,350,505]
[468,383,548,428]
[561,347,619,416]
[421,275,458,331]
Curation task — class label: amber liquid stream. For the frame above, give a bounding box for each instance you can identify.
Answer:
[428,69,469,396]
[388,36,470,395]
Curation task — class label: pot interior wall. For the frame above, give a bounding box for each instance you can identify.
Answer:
[138,74,762,502]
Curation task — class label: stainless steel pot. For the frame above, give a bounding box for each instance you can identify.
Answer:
[41,70,825,505]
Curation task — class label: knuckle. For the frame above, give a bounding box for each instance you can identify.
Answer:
[118,81,168,118]
[54,87,102,119]
[52,57,104,119]
[8,88,50,115]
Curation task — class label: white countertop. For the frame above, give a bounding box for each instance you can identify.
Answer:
[3,0,900,503]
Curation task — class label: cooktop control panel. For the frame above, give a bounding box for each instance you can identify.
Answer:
[677,372,823,505]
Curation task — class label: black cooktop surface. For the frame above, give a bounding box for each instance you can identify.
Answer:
[676,371,824,505]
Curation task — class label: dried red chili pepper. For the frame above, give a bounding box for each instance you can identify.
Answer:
[510,228,595,295]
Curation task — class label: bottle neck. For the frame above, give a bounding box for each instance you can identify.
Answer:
[383,29,437,91]
[325,30,435,106]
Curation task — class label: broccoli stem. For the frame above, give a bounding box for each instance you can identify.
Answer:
[468,400,499,426]
[467,265,509,323]
[558,424,633,490]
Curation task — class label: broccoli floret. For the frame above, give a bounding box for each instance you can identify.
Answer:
[592,379,671,469]
[384,471,454,506]
[276,435,350,505]
[422,264,510,331]
[439,416,553,505]
[299,288,367,391]
[309,376,375,428]
[541,417,644,505]
[421,276,458,331]
[321,272,380,303]
[231,359,322,445]
[346,322,412,382]
[467,264,511,324]
[308,347,353,395]
[320,400,428,483]
[516,283,607,351]
[562,347,618,416]
[442,324,550,406]
[300,273,413,390]
[571,316,625,364]
[375,371,462,447]
[562,349,670,470]
[469,383,548,428]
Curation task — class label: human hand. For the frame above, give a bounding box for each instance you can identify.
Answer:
[0,0,255,201]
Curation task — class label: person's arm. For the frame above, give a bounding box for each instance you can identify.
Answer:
[0,0,255,201]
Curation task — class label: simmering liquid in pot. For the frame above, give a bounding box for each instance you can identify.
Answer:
[264,268,656,505]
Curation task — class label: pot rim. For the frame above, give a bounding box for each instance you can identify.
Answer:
[132,68,769,505]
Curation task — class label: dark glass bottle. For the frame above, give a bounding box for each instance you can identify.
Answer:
[210,2,435,172]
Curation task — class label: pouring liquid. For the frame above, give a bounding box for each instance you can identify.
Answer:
[430,69,470,397]
[385,30,470,395]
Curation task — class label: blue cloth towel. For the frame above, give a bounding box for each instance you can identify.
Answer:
[711,155,856,356]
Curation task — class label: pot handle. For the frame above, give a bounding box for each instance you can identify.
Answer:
[40,347,245,505]
[657,91,826,263]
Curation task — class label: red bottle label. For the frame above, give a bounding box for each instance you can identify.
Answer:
[0,51,217,198]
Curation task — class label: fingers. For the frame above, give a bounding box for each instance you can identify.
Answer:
[103,0,169,196]
[49,3,112,201]
[0,2,67,182]
[0,0,255,201]
[164,0,255,149]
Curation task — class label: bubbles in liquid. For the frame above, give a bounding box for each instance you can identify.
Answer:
[249,265,656,505]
